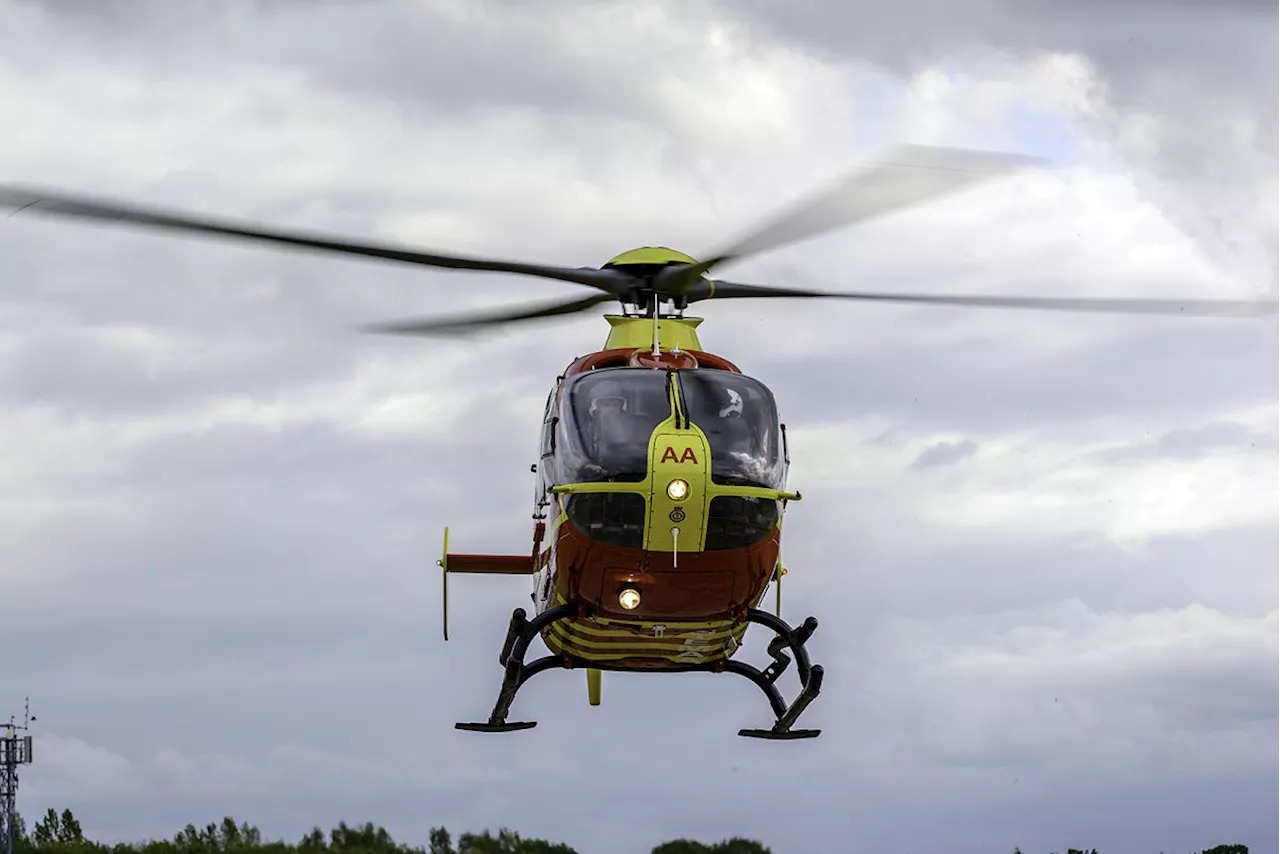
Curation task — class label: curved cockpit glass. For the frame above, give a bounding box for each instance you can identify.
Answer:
[680,369,785,490]
[556,368,673,483]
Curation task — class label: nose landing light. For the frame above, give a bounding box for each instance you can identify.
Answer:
[618,586,642,610]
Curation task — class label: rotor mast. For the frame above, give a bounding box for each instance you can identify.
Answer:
[600,246,709,355]
[602,313,704,354]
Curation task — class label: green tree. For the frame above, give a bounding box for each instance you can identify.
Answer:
[215,818,262,851]
[712,841,770,854]
[427,828,454,854]
[32,809,61,848]
[173,823,204,852]
[652,843,712,854]
[25,807,1256,854]
[326,822,403,854]
[297,829,326,852]
[9,810,29,854]
[455,829,577,854]
[57,811,84,846]
[652,840,770,854]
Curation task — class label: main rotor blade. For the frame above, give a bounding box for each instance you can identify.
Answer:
[696,280,1280,317]
[660,144,1042,292]
[0,185,627,293]
[359,292,617,337]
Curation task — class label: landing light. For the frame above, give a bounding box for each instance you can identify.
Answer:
[667,478,689,501]
[618,587,642,610]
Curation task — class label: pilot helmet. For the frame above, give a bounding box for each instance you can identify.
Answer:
[719,388,744,418]
[589,379,628,415]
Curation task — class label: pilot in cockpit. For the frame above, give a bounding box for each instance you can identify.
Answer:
[588,379,649,463]
[716,388,755,452]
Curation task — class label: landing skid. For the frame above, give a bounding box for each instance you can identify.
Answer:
[726,610,824,740]
[455,606,825,739]
[454,721,537,733]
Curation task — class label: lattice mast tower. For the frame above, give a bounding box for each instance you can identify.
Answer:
[1,699,34,854]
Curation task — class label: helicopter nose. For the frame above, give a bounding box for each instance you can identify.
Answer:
[647,431,710,556]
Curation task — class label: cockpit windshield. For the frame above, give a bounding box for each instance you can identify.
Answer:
[556,368,673,483]
[680,369,785,489]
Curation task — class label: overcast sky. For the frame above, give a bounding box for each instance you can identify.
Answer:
[1,1,1276,852]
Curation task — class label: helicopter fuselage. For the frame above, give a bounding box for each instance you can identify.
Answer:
[520,313,798,670]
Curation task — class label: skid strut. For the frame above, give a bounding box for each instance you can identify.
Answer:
[455,604,578,732]
[731,609,824,740]
[455,606,824,739]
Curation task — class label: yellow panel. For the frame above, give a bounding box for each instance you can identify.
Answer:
[587,668,602,706]
[645,425,711,552]
[602,315,705,352]
[604,246,699,266]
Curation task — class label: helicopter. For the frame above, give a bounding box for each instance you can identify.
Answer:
[2,144,1275,740]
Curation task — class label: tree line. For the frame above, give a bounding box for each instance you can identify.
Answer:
[4,808,1252,854]
[7,810,764,854]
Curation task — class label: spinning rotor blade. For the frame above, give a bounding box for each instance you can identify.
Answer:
[0,185,628,293]
[360,292,617,337]
[693,279,1279,317]
[658,144,1041,292]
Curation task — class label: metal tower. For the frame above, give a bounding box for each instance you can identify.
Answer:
[1,699,33,854]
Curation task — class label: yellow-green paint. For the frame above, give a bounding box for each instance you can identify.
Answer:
[557,615,745,640]
[546,374,800,559]
[440,526,450,640]
[587,668,601,706]
[645,424,711,552]
[550,479,795,515]
[542,590,751,665]
[644,371,712,551]
[604,246,699,267]
[596,247,711,353]
[546,506,569,535]
[545,617,750,664]
[602,315,705,352]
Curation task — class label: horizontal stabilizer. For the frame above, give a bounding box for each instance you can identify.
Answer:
[439,527,538,641]
[446,553,536,574]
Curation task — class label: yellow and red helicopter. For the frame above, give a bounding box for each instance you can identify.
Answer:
[2,145,1274,739]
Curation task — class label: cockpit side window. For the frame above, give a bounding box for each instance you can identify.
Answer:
[555,368,673,483]
[678,369,784,489]
[539,385,558,459]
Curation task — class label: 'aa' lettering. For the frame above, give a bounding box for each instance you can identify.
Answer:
[660,446,699,464]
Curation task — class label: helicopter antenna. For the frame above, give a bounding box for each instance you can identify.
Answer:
[651,293,661,358]
[1,699,34,854]
[670,302,683,355]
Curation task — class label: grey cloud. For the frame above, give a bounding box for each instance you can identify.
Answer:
[729,0,1277,289]
[3,2,1277,853]
[1154,421,1278,456]
[756,316,1277,434]
[1088,419,1279,462]
[729,0,1277,89]
[911,438,979,468]
[16,0,650,119]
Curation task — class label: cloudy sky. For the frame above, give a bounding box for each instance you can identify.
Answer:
[2,1,1276,852]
